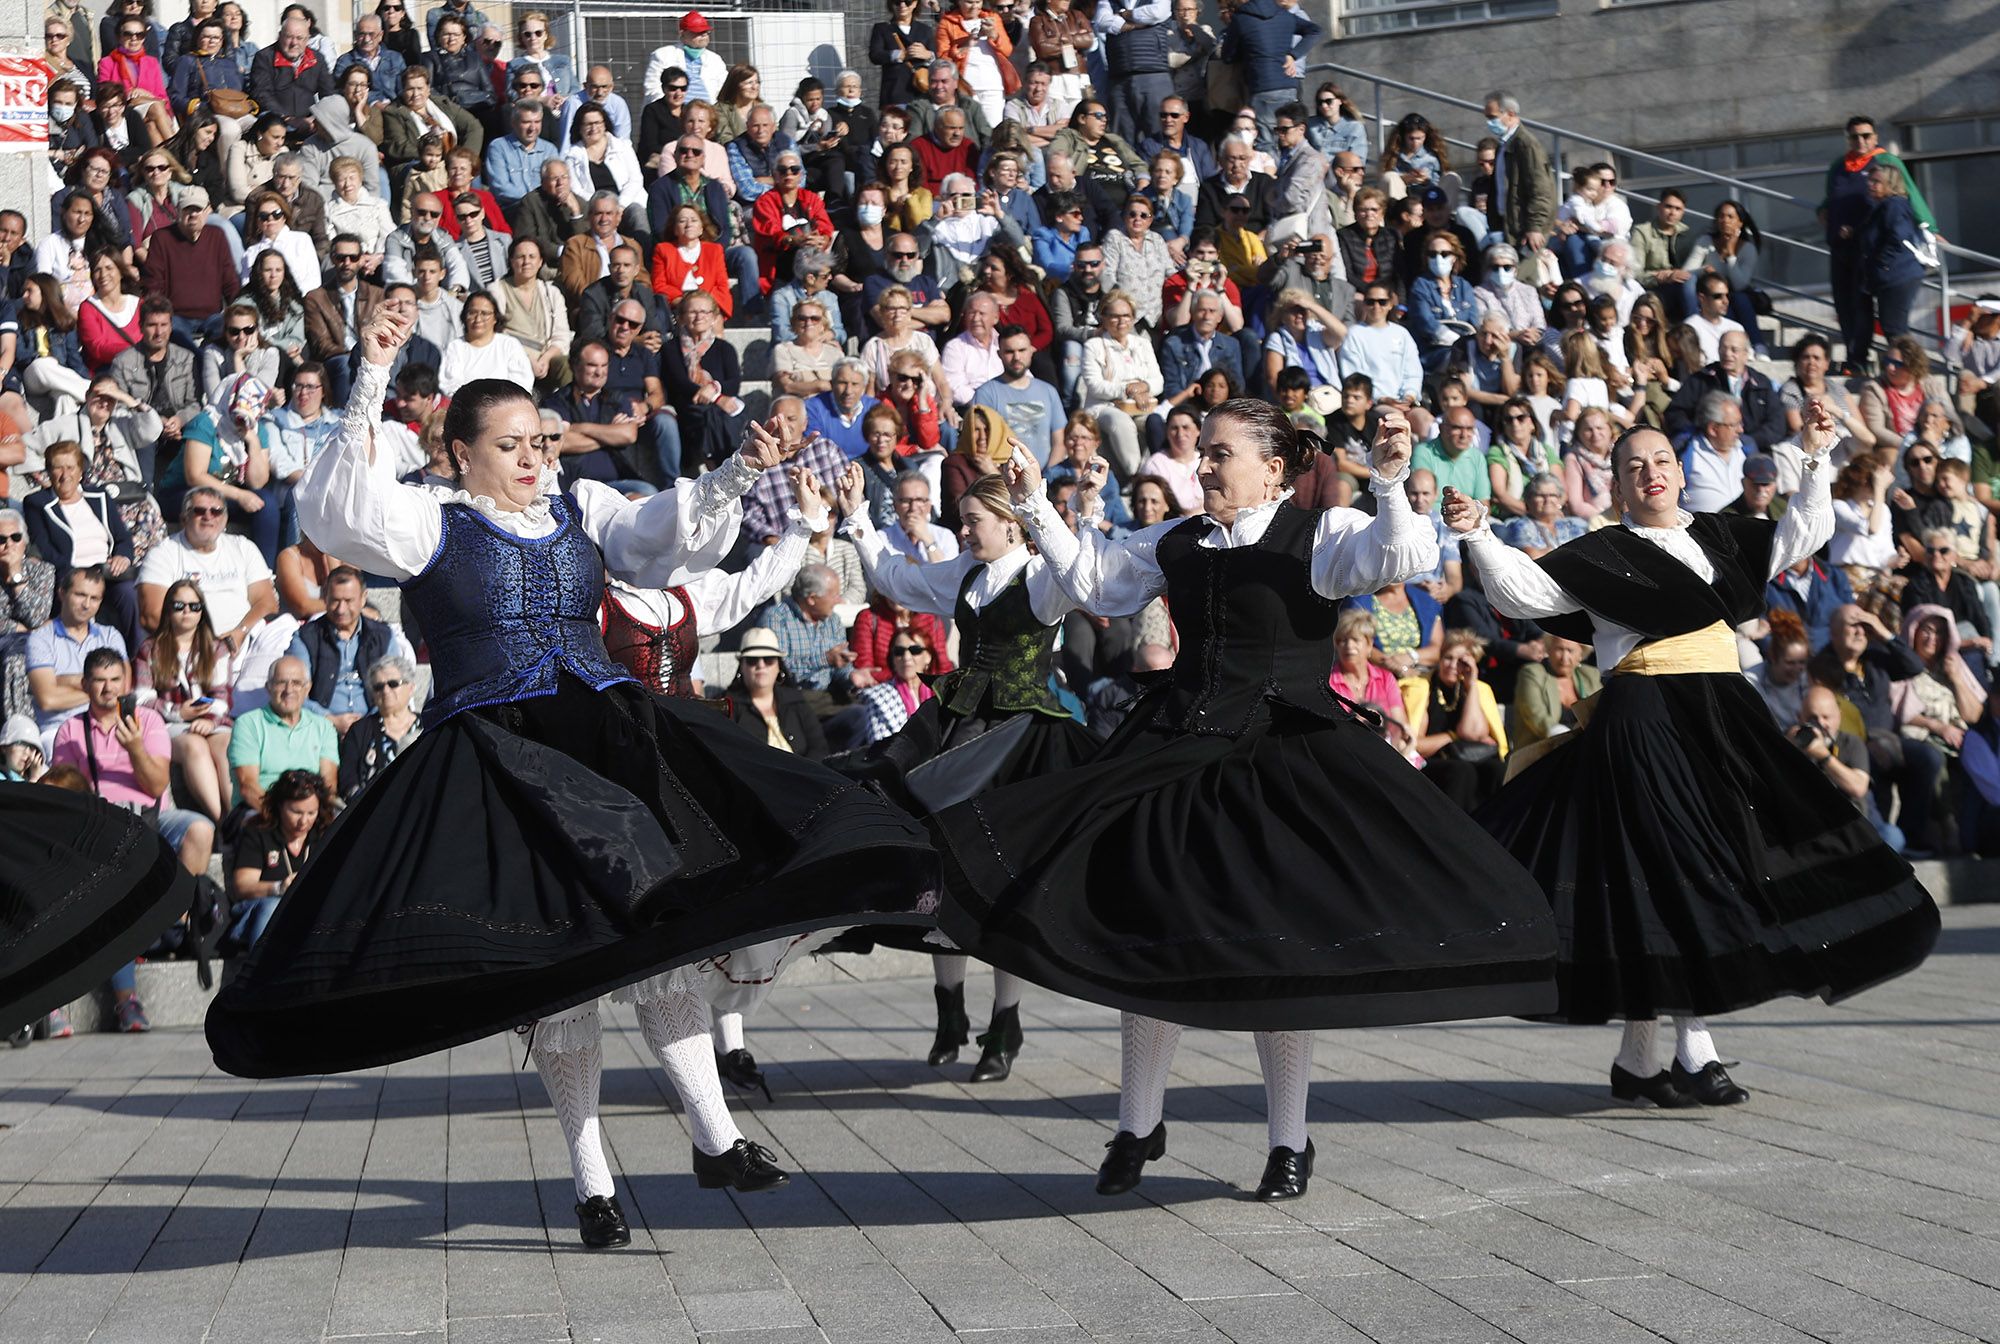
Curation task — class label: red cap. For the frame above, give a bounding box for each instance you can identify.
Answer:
[679,11,711,32]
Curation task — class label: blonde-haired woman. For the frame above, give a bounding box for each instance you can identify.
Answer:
[506,10,575,106]
[1400,628,1508,808]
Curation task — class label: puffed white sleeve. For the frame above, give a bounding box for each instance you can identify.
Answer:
[576,453,761,589]
[1016,489,1171,618]
[680,512,814,634]
[1308,468,1441,600]
[1766,454,1834,579]
[1023,555,1082,626]
[294,357,445,581]
[1460,523,1586,621]
[841,511,974,617]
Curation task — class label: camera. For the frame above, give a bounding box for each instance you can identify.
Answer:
[1787,722,1825,749]
[1296,240,1323,254]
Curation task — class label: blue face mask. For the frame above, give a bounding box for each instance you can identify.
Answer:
[1489,266,1514,288]
[1486,115,1507,138]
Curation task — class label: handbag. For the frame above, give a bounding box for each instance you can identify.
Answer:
[1437,738,1499,764]
[192,59,258,120]
[896,29,931,94]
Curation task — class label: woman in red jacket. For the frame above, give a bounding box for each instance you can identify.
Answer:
[748,149,833,295]
[850,592,955,685]
[651,204,735,318]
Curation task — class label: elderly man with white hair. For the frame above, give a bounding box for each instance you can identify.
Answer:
[940,292,1006,407]
[1584,238,1647,322]
[227,655,340,812]
[929,172,1025,278]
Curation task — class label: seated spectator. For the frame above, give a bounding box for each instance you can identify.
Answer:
[243,250,309,363]
[1100,194,1172,332]
[1683,271,1747,366]
[913,104,980,189]
[660,291,744,474]
[163,371,287,565]
[1725,454,1788,521]
[1,514,57,724]
[1031,190,1091,285]
[766,560,867,710]
[438,291,533,394]
[1136,406,1203,513]
[1329,608,1407,726]
[942,405,1012,531]
[1900,528,1995,671]
[286,565,410,734]
[133,576,233,821]
[1560,327,1641,432]
[511,158,587,265]
[304,238,383,400]
[197,299,287,401]
[484,98,559,216]
[929,173,1020,279]
[1078,291,1160,479]
[880,465,959,563]
[1139,153,1194,260]
[768,253,848,348]
[241,190,322,294]
[850,591,953,688]
[941,291,1005,409]
[878,350,948,462]
[563,102,647,241]
[744,397,846,546]
[1812,604,1941,855]
[650,203,734,320]
[485,236,571,393]
[227,654,339,811]
[749,149,833,296]
[727,626,830,754]
[6,275,94,415]
[21,441,140,652]
[338,652,421,799]
[1048,410,1133,532]
[574,243,668,347]
[1473,242,1545,345]
[1261,287,1345,395]
[1665,329,1788,448]
[1678,391,1750,513]
[856,624,938,745]
[1346,568,1443,682]
[1511,634,1599,749]
[1753,612,1814,724]
[26,566,127,748]
[1498,473,1587,558]
[1487,396,1561,519]
[1896,604,1989,822]
[880,142,934,233]
[1413,407,1490,504]
[772,298,841,399]
[1830,451,1899,596]
[1343,282,1426,415]
[225,766,331,951]
[1401,628,1508,809]
[136,485,278,657]
[970,325,1065,466]
[449,192,510,295]
[805,360,877,461]
[1158,288,1245,422]
[1406,232,1479,372]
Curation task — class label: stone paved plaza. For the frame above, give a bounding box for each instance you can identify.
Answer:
[2,907,1998,1344]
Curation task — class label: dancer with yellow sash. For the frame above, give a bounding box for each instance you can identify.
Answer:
[1442,403,1938,1109]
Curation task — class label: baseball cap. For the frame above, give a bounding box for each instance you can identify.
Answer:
[1743,455,1778,485]
[1419,185,1448,206]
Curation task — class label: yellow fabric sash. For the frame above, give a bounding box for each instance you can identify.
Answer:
[1611,620,1740,677]
[1502,622,1737,783]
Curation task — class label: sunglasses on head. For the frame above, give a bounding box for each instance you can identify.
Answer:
[169,599,205,613]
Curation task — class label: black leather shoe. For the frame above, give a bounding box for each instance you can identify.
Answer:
[1671,1059,1749,1106]
[717,1048,774,1103]
[1255,1141,1314,1201]
[575,1195,630,1248]
[969,1004,1022,1083]
[928,983,970,1066]
[1610,1063,1700,1108]
[1095,1122,1166,1195]
[693,1139,792,1191]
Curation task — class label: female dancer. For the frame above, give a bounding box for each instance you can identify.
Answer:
[205,311,937,1247]
[1444,407,1938,1107]
[832,465,1102,1083]
[934,404,1558,1199]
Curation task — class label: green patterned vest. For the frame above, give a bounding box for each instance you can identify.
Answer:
[933,564,1068,719]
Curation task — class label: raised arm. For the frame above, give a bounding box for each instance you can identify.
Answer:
[682,465,827,633]
[293,309,446,581]
[585,419,786,589]
[1449,490,1587,621]
[835,462,974,617]
[1768,397,1837,578]
[1308,411,1437,599]
[1007,451,1171,618]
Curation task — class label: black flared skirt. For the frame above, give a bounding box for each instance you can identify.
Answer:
[933,691,1561,1031]
[0,782,194,1028]
[205,676,938,1077]
[1474,672,1940,1024]
[829,699,1102,953]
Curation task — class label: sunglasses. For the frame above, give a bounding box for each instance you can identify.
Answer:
[520,26,545,35]
[889,251,919,260]
[1701,289,1727,300]
[611,316,641,328]
[1076,257,1102,266]
[1427,250,1454,258]
[515,80,544,89]
[677,146,705,156]
[371,678,406,691]
[1362,297,1392,307]
[796,314,824,324]
[169,599,206,613]
[1083,110,1106,119]
[667,83,688,92]
[1161,110,1186,120]
[741,655,779,666]
[890,644,927,656]
[226,325,257,336]
[257,211,285,222]
[121,28,146,38]
[0,532,23,543]
[892,373,922,383]
[333,253,362,263]
[413,207,441,218]
[1926,546,1955,555]
[456,207,480,218]
[186,505,227,517]
[144,163,172,173]
[1504,412,1533,422]
[1908,453,1936,465]
[1317,97,1336,106]
[779,164,805,174]
[1885,357,1908,369]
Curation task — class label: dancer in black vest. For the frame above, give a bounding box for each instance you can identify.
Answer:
[831,467,1102,1082]
[1445,406,1938,1107]
[934,403,1558,1200]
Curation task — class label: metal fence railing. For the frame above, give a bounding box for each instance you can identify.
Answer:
[1305,60,2000,370]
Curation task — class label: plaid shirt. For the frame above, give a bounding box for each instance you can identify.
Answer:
[766,597,845,691]
[743,434,847,543]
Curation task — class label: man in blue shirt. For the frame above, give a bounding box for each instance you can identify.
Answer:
[484,101,560,215]
[972,326,1065,465]
[25,566,127,749]
[805,361,876,460]
[558,65,631,145]
[286,567,409,734]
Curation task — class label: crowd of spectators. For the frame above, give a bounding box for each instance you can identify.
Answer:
[8,0,2000,1043]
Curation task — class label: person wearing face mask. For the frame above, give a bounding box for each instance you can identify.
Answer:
[643,10,728,107]
[1406,233,1479,373]
[934,404,1555,1203]
[1470,241,1543,351]
[205,309,941,1253]
[1450,405,1937,1111]
[1480,90,1557,285]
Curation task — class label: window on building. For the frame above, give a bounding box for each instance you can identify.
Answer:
[1903,117,2000,264]
[1337,0,1558,39]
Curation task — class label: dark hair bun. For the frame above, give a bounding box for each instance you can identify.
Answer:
[1214,397,1321,484]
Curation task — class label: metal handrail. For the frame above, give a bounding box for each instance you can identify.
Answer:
[1306,59,2000,273]
[1305,59,2000,368]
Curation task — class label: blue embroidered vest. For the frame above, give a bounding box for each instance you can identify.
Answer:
[401,494,634,723]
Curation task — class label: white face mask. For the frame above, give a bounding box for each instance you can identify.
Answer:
[1489,267,1514,288]
[836,95,860,108]
[52,103,74,123]
[857,203,885,226]
[1594,259,1620,278]
[1430,254,1454,278]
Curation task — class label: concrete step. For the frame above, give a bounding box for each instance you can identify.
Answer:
[47,943,939,1032]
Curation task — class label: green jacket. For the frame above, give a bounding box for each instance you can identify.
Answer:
[1820,149,1935,231]
[1509,660,1602,749]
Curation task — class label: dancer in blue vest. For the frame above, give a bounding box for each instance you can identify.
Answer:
[206,309,937,1248]
[933,403,1558,1200]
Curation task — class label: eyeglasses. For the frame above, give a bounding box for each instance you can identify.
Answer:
[256,210,285,222]
[890,644,926,656]
[226,325,257,336]
[186,505,227,517]
[1361,297,1392,307]
[1701,289,1726,300]
[667,82,688,92]
[169,599,206,613]
[370,678,405,691]
[611,316,641,327]
[1908,453,1936,465]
